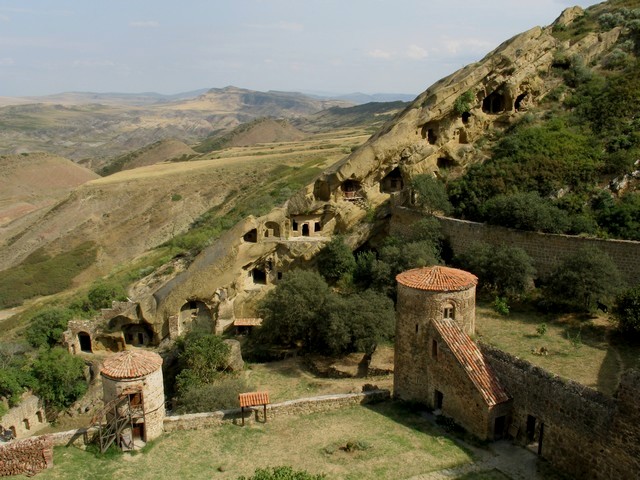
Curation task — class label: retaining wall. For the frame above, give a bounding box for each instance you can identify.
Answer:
[163,390,390,432]
[391,208,640,285]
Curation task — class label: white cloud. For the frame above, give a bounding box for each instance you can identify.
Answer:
[406,44,428,59]
[368,49,392,59]
[0,57,14,66]
[244,21,303,32]
[129,20,160,28]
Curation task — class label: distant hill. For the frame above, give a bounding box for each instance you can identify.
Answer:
[294,101,409,133]
[334,93,417,104]
[0,86,351,164]
[98,139,198,176]
[194,118,307,153]
[0,152,98,227]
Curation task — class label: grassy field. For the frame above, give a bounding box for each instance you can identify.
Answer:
[31,403,474,480]
[475,302,640,395]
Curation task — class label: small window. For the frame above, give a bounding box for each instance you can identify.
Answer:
[443,306,454,319]
[415,324,419,334]
[277,272,283,280]
[432,339,438,359]
[292,220,298,231]
[314,222,321,232]
[23,419,30,430]
[36,411,44,423]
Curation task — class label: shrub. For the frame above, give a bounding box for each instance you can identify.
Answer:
[483,192,569,233]
[545,247,623,311]
[612,285,640,336]
[175,332,231,394]
[32,347,87,409]
[238,466,326,480]
[173,376,254,414]
[493,297,510,316]
[453,90,475,115]
[315,236,356,283]
[455,242,535,298]
[26,307,73,348]
[536,323,548,336]
[411,175,452,214]
[87,282,128,310]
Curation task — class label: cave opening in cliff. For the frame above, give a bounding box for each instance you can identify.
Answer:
[515,92,528,111]
[78,332,92,353]
[264,221,280,238]
[122,323,153,346]
[314,179,331,202]
[461,112,471,124]
[482,91,506,114]
[252,267,267,285]
[341,179,362,200]
[437,157,456,169]
[243,228,258,243]
[381,167,404,193]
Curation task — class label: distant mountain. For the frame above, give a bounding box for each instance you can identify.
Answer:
[334,92,417,104]
[1,89,211,107]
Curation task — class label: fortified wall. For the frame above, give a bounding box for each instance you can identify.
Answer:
[391,207,640,285]
[480,343,640,480]
[0,394,48,440]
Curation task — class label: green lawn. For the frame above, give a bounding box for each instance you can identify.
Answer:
[31,403,473,480]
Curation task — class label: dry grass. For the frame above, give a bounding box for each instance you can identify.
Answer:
[475,302,640,395]
[243,348,394,403]
[31,403,473,480]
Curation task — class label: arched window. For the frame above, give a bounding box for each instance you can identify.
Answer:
[443,303,455,320]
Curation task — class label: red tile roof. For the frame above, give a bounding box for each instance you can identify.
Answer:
[433,319,509,406]
[234,318,263,327]
[239,391,270,407]
[396,266,477,292]
[100,350,163,380]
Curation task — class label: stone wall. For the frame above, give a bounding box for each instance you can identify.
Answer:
[163,390,390,432]
[0,436,53,477]
[0,393,47,439]
[391,208,640,285]
[480,343,640,480]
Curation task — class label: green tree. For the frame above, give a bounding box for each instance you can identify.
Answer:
[87,282,128,310]
[238,466,326,480]
[174,377,254,414]
[483,192,569,233]
[257,270,332,349]
[612,285,640,336]
[546,247,623,311]
[32,347,87,409]
[175,332,231,393]
[454,90,475,115]
[316,236,356,283]
[411,175,452,214]
[26,307,73,348]
[455,242,535,297]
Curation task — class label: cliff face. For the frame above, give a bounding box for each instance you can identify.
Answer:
[126,7,621,340]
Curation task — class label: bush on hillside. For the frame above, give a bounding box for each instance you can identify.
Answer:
[411,175,452,215]
[483,192,569,233]
[238,466,326,480]
[174,332,231,394]
[316,236,356,283]
[26,307,74,348]
[32,347,87,409]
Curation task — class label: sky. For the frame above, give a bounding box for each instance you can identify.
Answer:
[0,0,603,97]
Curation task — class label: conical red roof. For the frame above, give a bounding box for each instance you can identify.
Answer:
[396,266,477,292]
[100,350,163,379]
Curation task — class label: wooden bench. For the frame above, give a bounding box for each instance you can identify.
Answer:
[238,391,270,426]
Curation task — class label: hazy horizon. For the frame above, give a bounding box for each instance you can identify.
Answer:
[0,0,601,98]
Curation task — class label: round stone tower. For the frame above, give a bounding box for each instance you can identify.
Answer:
[100,350,165,446]
[393,265,478,402]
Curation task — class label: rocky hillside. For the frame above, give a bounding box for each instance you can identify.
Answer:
[128,2,636,338]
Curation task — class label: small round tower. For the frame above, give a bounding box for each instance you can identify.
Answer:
[100,350,165,446]
[394,266,478,402]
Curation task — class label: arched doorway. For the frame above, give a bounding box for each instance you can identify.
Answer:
[179,300,214,334]
[78,332,92,353]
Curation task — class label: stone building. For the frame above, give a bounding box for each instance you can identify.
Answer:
[0,394,48,440]
[394,266,511,440]
[99,350,165,449]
